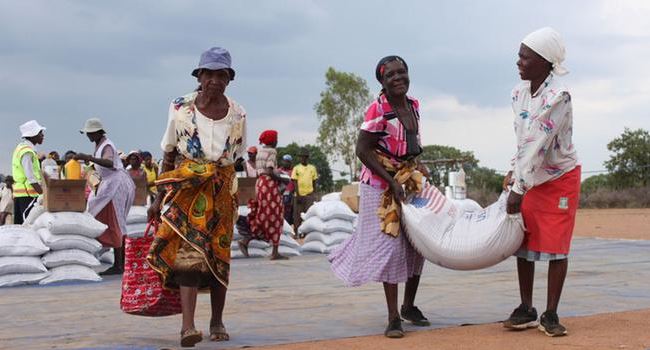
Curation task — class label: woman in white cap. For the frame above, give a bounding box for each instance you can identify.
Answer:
[76,118,135,275]
[147,46,247,347]
[502,27,580,337]
[11,120,46,224]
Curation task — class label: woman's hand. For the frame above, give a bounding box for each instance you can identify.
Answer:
[506,191,523,214]
[147,196,163,222]
[502,170,514,191]
[389,180,406,204]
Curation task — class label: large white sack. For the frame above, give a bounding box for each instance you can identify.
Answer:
[39,264,102,285]
[126,206,148,224]
[298,217,354,235]
[92,263,112,274]
[37,228,102,254]
[266,245,301,257]
[300,241,328,254]
[304,231,351,246]
[304,201,356,222]
[0,225,49,256]
[126,222,148,238]
[402,186,524,271]
[0,272,50,287]
[248,239,270,249]
[98,249,114,264]
[41,249,101,268]
[33,212,107,238]
[280,234,300,249]
[0,256,48,275]
[282,221,295,236]
[320,192,341,201]
[23,204,46,226]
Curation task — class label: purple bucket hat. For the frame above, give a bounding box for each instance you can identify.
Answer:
[191,47,235,80]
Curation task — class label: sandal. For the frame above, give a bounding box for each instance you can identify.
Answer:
[384,317,404,338]
[180,328,203,347]
[209,324,230,342]
[237,240,249,258]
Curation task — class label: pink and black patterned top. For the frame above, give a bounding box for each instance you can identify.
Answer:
[359,94,422,190]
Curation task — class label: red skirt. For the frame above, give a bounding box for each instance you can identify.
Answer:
[247,175,284,246]
[520,166,581,254]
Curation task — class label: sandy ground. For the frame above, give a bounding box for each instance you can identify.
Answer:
[252,208,650,350]
[574,208,650,240]
[256,309,650,350]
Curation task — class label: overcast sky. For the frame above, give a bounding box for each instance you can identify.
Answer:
[1,0,648,178]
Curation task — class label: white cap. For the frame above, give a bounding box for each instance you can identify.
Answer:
[19,120,46,138]
[80,117,105,133]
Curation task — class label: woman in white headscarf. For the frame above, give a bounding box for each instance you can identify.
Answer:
[501,27,580,337]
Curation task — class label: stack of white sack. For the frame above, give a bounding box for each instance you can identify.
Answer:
[124,206,149,238]
[402,185,525,270]
[231,206,301,258]
[31,210,106,284]
[0,225,50,287]
[299,200,357,254]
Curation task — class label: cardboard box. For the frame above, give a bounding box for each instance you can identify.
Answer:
[43,175,87,212]
[237,177,257,206]
[132,176,148,206]
[341,183,359,213]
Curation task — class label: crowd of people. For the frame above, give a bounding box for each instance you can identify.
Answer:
[2,26,580,347]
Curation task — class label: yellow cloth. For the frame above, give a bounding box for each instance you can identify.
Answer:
[143,165,158,193]
[376,153,423,238]
[291,164,318,196]
[147,159,236,289]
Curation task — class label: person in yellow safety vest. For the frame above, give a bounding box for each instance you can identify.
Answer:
[12,120,46,224]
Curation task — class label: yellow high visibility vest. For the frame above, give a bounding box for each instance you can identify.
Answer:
[11,142,42,198]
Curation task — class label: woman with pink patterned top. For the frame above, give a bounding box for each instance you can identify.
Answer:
[329,55,429,339]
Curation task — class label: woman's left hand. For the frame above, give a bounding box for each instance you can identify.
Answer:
[506,191,523,214]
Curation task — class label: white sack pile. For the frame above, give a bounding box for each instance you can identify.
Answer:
[299,200,356,254]
[0,225,49,287]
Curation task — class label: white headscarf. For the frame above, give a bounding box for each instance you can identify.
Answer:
[522,27,568,76]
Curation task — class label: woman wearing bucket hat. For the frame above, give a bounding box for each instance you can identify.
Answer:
[147,46,247,347]
[328,55,429,338]
[76,117,136,275]
[501,27,579,337]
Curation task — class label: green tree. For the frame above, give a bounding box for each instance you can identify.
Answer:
[604,128,650,188]
[581,173,611,194]
[276,142,333,193]
[315,67,372,181]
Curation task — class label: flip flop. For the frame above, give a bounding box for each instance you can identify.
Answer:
[210,324,229,342]
[180,328,203,347]
[237,240,249,257]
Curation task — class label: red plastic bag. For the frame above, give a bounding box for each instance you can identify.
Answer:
[120,221,181,316]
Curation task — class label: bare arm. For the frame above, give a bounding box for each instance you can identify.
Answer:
[356,130,404,202]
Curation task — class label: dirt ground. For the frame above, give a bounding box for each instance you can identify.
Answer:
[252,208,650,350]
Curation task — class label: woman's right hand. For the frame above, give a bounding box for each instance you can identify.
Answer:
[502,171,514,191]
[147,197,163,222]
[389,180,406,203]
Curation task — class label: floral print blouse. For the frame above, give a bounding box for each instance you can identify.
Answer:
[161,92,247,166]
[510,74,578,194]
